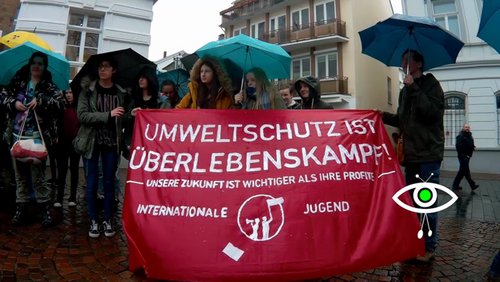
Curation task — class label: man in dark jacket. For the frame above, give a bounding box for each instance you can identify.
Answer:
[294,76,332,109]
[382,50,444,263]
[452,123,479,191]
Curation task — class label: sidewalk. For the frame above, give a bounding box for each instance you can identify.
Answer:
[0,169,498,281]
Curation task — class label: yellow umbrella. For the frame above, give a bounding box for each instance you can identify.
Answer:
[0,31,53,51]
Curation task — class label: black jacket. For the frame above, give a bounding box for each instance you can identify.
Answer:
[294,76,332,109]
[382,73,444,164]
[455,131,474,158]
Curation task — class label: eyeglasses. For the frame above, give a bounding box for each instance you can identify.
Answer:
[98,64,112,69]
[31,62,44,66]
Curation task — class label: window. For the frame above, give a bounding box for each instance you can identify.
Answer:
[270,15,286,41]
[431,0,461,38]
[387,77,392,105]
[292,57,311,80]
[291,8,309,31]
[251,22,265,40]
[316,52,338,79]
[234,27,246,36]
[444,93,466,146]
[66,12,102,78]
[315,1,336,25]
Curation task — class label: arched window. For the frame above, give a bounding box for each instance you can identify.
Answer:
[444,93,466,146]
[496,91,500,144]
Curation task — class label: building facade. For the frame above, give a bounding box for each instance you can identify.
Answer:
[0,0,20,39]
[219,0,401,111]
[14,0,155,79]
[403,0,500,174]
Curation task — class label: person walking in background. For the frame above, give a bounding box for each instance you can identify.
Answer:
[294,76,332,109]
[176,56,234,109]
[452,123,479,192]
[54,89,81,208]
[159,80,180,109]
[234,67,285,109]
[381,49,445,263]
[4,51,64,227]
[73,55,128,238]
[280,84,300,109]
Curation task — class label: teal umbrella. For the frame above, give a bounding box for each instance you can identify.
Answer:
[0,41,69,89]
[158,69,189,98]
[195,34,291,80]
[477,0,500,53]
[359,14,463,71]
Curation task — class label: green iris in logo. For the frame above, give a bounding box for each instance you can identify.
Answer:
[418,188,432,202]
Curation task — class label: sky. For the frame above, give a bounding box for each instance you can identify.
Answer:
[148,0,403,61]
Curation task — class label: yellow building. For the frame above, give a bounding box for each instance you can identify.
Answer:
[219,0,401,112]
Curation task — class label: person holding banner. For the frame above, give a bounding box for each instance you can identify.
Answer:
[381,49,445,262]
[294,76,332,109]
[280,83,300,109]
[159,80,180,109]
[4,51,64,227]
[122,68,160,160]
[73,55,129,238]
[175,56,234,109]
[234,67,285,109]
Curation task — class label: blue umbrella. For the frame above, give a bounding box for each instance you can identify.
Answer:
[0,41,69,89]
[157,69,189,98]
[477,0,500,53]
[195,34,291,80]
[359,14,464,71]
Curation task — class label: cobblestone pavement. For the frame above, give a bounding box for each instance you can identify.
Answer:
[0,169,498,281]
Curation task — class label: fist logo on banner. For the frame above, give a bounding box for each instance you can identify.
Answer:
[237,194,285,242]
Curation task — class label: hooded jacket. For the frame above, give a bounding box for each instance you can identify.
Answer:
[382,73,444,164]
[294,76,332,109]
[176,56,234,109]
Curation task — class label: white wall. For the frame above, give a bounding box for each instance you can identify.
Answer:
[15,0,154,57]
[403,0,500,174]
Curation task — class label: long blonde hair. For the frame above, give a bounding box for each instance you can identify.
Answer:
[243,67,278,109]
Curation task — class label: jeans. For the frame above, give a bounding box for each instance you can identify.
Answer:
[13,158,50,203]
[488,251,500,277]
[405,161,440,252]
[56,141,81,202]
[84,145,118,222]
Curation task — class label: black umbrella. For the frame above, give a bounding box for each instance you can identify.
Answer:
[70,48,156,96]
[180,53,199,72]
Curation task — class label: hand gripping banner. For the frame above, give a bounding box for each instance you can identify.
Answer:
[123,109,423,281]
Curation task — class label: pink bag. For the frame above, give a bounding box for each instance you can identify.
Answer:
[10,109,48,164]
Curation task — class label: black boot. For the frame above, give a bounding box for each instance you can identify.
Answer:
[11,203,26,225]
[40,202,53,227]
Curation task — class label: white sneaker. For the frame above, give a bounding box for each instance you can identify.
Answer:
[53,202,62,208]
[102,221,116,238]
[88,220,100,238]
[68,201,77,207]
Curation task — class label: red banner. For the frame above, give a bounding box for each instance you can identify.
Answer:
[123,109,423,281]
